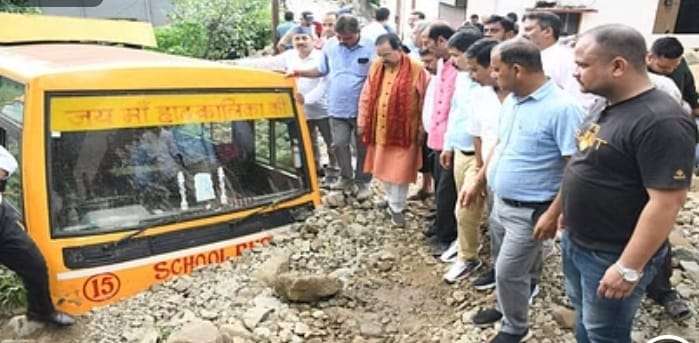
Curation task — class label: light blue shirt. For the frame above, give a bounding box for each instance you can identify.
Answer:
[318,37,375,118]
[490,80,584,202]
[443,72,478,152]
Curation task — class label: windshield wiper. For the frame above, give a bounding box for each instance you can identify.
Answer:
[110,197,285,249]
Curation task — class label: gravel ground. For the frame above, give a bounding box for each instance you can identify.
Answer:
[2,180,698,343]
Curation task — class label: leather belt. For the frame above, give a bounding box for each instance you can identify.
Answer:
[501,198,553,209]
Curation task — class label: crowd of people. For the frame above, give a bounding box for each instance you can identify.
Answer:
[274,6,698,343]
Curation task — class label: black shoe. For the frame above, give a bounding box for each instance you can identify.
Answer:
[428,239,450,257]
[387,207,406,227]
[662,297,692,321]
[473,268,496,290]
[27,311,76,326]
[490,329,532,342]
[472,308,502,327]
[422,225,437,238]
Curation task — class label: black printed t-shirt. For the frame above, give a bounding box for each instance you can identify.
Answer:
[561,88,697,253]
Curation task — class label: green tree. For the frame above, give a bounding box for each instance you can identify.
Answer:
[155,0,272,60]
[0,0,40,13]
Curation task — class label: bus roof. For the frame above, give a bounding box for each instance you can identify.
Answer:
[0,43,236,81]
[0,13,157,48]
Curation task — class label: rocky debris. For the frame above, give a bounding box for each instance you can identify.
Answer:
[122,325,159,343]
[166,320,221,343]
[5,182,697,343]
[323,192,346,208]
[254,252,291,287]
[241,306,272,330]
[552,305,576,330]
[3,316,43,338]
[670,230,692,247]
[273,273,342,302]
[679,260,699,283]
[359,321,383,338]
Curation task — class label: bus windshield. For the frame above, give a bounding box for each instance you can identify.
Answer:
[46,90,308,237]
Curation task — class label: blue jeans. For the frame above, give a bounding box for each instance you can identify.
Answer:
[561,231,666,343]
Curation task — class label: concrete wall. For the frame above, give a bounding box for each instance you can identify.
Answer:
[39,0,173,26]
[577,0,699,49]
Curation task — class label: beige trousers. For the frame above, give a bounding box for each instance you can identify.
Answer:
[453,151,485,261]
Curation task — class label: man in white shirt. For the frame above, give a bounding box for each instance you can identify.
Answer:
[404,11,426,56]
[522,11,596,111]
[286,27,338,184]
[238,26,338,183]
[361,7,394,44]
[461,38,509,291]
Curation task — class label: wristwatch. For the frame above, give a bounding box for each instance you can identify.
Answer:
[614,262,643,283]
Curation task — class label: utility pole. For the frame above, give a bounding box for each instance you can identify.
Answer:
[272,0,280,41]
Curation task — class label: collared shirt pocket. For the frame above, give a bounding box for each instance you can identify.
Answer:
[512,122,541,155]
[354,56,372,76]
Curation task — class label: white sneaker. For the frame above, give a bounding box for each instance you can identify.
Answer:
[529,284,540,305]
[444,259,482,284]
[439,240,459,263]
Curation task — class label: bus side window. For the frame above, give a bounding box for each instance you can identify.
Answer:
[1,131,23,215]
[255,120,271,163]
[0,76,24,216]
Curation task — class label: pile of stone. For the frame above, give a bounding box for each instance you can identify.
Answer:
[2,188,698,343]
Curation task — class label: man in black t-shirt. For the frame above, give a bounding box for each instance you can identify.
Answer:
[533,25,696,342]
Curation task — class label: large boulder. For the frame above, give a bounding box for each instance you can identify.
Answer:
[273,272,342,303]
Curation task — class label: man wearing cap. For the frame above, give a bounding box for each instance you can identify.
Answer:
[277,11,319,52]
[0,146,75,326]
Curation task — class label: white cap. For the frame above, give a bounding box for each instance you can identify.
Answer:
[0,145,18,178]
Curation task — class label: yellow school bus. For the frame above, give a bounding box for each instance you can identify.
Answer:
[0,14,319,314]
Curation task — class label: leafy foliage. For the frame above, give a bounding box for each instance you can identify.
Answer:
[154,0,272,60]
[0,267,26,313]
[154,21,208,58]
[0,0,40,13]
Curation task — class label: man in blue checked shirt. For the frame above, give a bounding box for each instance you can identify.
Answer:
[290,14,375,200]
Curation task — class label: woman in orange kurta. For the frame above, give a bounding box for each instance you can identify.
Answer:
[358,33,429,224]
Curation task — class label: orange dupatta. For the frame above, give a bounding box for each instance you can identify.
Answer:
[361,53,416,147]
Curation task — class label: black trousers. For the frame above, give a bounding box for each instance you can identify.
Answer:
[0,202,55,315]
[431,151,457,244]
[646,242,677,304]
